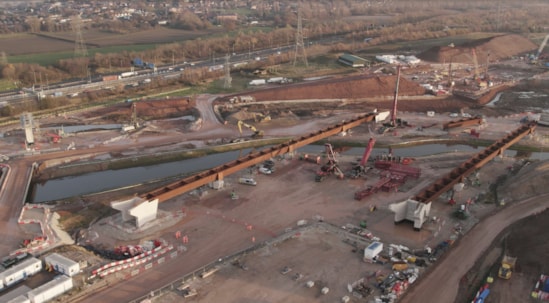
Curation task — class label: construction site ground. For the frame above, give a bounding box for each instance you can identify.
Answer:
[66,147,547,302]
[62,144,549,303]
[1,47,549,302]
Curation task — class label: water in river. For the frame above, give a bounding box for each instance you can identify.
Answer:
[30,143,548,203]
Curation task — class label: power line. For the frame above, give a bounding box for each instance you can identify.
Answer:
[293,6,308,67]
[73,15,88,58]
[223,54,232,89]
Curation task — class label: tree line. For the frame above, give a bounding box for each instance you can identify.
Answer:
[1,0,549,86]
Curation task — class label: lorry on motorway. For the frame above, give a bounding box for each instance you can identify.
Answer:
[249,79,266,86]
[498,255,517,279]
[120,71,137,78]
[132,58,144,67]
[267,77,285,83]
[102,75,120,82]
[267,77,292,84]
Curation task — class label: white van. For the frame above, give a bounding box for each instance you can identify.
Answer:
[239,177,257,186]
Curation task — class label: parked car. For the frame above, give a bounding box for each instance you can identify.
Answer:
[239,177,257,186]
[258,166,273,175]
[263,160,275,168]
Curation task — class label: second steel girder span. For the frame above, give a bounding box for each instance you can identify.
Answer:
[442,117,484,130]
[413,122,537,203]
[140,113,377,203]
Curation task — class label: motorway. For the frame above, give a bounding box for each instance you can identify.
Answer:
[0,32,351,107]
[0,44,296,107]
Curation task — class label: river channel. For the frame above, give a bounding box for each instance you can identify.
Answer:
[29,143,549,203]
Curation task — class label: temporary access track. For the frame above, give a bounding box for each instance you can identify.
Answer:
[413,122,537,203]
[140,113,377,203]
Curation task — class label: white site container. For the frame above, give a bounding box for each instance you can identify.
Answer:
[0,257,42,288]
[27,275,73,303]
[7,295,31,303]
[364,241,383,262]
[44,253,80,277]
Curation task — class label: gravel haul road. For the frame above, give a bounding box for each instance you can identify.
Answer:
[400,193,549,303]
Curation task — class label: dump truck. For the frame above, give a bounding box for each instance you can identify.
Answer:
[498,255,517,279]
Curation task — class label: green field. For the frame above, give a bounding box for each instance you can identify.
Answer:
[0,79,17,91]
[9,44,160,66]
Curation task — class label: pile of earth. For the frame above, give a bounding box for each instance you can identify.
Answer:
[232,74,427,102]
[79,98,196,123]
[418,34,538,64]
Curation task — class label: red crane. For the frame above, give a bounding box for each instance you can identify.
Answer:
[359,137,376,166]
[45,133,62,143]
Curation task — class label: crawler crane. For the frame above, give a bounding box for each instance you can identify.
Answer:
[315,143,344,182]
[471,48,480,81]
[379,65,409,133]
[531,33,549,64]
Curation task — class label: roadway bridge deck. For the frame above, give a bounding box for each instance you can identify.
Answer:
[413,122,537,203]
[140,113,377,203]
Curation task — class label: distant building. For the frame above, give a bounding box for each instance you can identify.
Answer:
[216,15,238,23]
[375,55,397,64]
[338,53,368,68]
[403,55,421,65]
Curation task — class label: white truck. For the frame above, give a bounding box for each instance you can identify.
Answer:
[267,77,285,83]
[249,79,266,86]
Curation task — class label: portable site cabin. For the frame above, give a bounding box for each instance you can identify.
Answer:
[27,275,73,303]
[364,241,384,262]
[44,253,80,277]
[0,258,42,290]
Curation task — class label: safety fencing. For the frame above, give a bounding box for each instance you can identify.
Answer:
[13,204,54,255]
[89,244,174,279]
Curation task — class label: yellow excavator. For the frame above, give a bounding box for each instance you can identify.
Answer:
[498,255,517,279]
[254,113,271,123]
[237,120,264,138]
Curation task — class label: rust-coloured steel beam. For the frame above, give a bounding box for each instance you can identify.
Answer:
[443,117,483,130]
[414,122,536,203]
[141,113,377,203]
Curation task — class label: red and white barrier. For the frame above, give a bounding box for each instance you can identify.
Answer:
[90,245,174,279]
